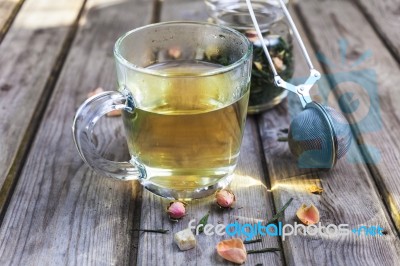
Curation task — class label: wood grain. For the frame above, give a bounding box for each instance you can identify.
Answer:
[0,0,24,42]
[137,119,285,266]
[161,0,208,22]
[354,0,400,63]
[257,2,400,265]
[297,0,400,233]
[136,1,284,265]
[0,0,85,216]
[0,0,152,265]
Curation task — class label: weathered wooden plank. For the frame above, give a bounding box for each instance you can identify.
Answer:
[0,0,85,215]
[136,1,284,265]
[297,0,400,233]
[354,0,400,63]
[0,0,24,42]
[257,3,400,265]
[0,0,152,265]
[160,0,208,22]
[137,119,285,266]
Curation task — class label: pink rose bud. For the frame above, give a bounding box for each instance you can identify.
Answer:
[167,201,186,220]
[215,189,236,208]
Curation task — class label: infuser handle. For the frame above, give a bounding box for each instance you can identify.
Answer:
[245,0,321,108]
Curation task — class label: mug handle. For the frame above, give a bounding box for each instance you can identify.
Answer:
[72,90,144,180]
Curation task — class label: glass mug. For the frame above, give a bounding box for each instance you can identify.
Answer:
[72,22,252,200]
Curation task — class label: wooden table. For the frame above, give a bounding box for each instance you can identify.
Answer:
[1,0,400,265]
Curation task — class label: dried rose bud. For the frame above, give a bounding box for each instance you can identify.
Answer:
[296,203,320,225]
[216,238,247,264]
[167,201,186,220]
[215,189,235,208]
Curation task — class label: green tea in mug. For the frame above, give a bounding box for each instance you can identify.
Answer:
[123,61,249,191]
[73,22,252,200]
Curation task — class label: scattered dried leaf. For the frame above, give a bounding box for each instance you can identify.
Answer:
[243,238,262,244]
[247,247,281,254]
[307,184,324,195]
[197,212,210,234]
[132,228,169,234]
[266,197,293,225]
[277,137,288,142]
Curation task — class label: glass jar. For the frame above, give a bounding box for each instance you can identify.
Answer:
[205,0,294,114]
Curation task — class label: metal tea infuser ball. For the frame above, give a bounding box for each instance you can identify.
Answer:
[246,0,352,169]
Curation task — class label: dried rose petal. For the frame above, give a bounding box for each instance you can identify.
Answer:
[245,30,258,43]
[167,201,186,220]
[216,238,247,264]
[296,203,320,225]
[168,47,181,59]
[254,61,263,71]
[87,87,104,98]
[272,57,285,72]
[106,109,122,117]
[215,189,235,208]
[87,88,122,117]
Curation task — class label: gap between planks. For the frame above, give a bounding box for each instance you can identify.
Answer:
[257,1,400,265]
[151,0,163,24]
[0,0,88,217]
[353,0,400,66]
[0,0,154,264]
[135,1,284,265]
[0,0,88,223]
[294,0,400,237]
[253,114,289,266]
[128,0,167,263]
[0,0,25,44]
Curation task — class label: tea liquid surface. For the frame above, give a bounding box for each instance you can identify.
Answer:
[123,61,249,190]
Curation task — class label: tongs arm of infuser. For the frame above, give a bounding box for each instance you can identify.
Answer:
[245,0,321,108]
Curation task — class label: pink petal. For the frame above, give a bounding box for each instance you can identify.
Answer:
[216,238,247,264]
[296,204,320,225]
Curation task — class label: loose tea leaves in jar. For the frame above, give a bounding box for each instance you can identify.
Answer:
[248,32,294,112]
[204,0,294,113]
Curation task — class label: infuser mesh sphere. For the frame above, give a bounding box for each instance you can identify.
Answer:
[288,103,352,168]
